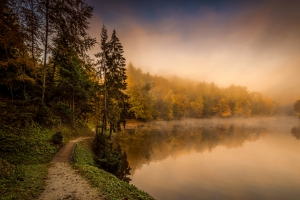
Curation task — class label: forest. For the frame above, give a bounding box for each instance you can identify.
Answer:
[0,0,279,132]
[126,63,278,121]
[0,0,295,199]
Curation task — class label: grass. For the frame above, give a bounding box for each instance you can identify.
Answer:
[73,139,155,200]
[0,123,94,200]
[51,123,95,142]
[0,163,48,200]
[0,126,57,200]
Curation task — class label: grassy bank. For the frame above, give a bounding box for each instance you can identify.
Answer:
[0,124,94,200]
[73,139,155,200]
[0,126,57,200]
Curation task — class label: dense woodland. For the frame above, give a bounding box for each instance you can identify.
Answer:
[126,64,278,121]
[0,0,128,133]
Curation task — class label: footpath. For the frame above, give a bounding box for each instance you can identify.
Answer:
[39,137,102,200]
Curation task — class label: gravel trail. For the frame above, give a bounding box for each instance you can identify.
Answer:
[39,137,102,200]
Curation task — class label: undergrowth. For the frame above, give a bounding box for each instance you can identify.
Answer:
[0,123,93,200]
[0,126,58,200]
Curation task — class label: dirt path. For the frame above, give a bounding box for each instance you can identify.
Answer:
[39,137,102,200]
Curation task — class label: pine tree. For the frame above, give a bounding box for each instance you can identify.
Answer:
[0,0,35,101]
[95,25,109,134]
[95,27,128,136]
[106,30,128,137]
[44,0,95,128]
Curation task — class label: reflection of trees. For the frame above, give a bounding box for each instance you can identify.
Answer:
[113,120,268,173]
[291,127,300,139]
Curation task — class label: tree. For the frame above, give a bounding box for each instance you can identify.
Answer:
[95,26,128,136]
[95,25,109,133]
[126,63,154,120]
[191,95,204,118]
[37,0,95,128]
[127,83,153,120]
[212,98,232,117]
[20,0,42,76]
[173,87,190,119]
[0,0,36,101]
[294,100,300,118]
[40,0,49,104]
[106,30,128,137]
[39,0,95,104]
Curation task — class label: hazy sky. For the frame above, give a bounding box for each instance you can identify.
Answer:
[86,0,300,104]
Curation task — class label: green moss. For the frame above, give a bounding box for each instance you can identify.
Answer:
[73,139,155,200]
[0,163,48,200]
[73,139,95,166]
[0,126,59,165]
[0,126,59,199]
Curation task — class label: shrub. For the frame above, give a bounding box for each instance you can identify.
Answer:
[52,131,63,145]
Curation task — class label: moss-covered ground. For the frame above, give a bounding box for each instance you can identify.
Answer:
[0,124,94,200]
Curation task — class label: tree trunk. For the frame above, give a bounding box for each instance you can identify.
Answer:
[42,0,49,104]
[109,123,113,139]
[10,85,13,102]
[72,86,75,130]
[102,67,107,133]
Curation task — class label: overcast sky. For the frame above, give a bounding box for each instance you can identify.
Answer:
[86,0,300,104]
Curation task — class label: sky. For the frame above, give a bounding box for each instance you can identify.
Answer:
[86,0,300,104]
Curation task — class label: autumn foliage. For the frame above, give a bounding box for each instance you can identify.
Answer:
[125,64,278,120]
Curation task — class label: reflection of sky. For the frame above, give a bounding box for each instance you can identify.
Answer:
[87,0,300,104]
[127,117,300,199]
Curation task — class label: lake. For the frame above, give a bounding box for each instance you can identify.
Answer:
[113,117,300,200]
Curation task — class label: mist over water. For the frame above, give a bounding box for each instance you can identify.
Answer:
[114,116,300,199]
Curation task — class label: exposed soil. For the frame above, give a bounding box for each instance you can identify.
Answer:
[39,137,102,200]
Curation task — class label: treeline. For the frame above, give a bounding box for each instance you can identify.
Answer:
[126,64,278,120]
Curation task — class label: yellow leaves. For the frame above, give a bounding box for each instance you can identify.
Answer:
[234,98,251,117]
[212,98,232,117]
[125,64,278,119]
[15,73,36,84]
[127,85,153,120]
[191,95,204,118]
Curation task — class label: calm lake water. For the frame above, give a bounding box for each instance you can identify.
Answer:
[113,117,300,200]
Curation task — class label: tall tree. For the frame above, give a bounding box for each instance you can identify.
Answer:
[106,30,127,137]
[0,0,35,101]
[95,25,109,133]
[39,0,95,104]
[20,0,42,70]
[95,27,128,136]
[49,0,95,128]
[41,0,49,104]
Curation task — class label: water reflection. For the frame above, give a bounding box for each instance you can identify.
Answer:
[291,127,300,139]
[113,117,300,200]
[113,119,268,172]
[115,117,300,200]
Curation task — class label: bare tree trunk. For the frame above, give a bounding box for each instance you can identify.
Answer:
[109,123,113,139]
[42,0,49,104]
[72,86,75,132]
[102,67,107,134]
[30,0,36,74]
[10,85,13,102]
